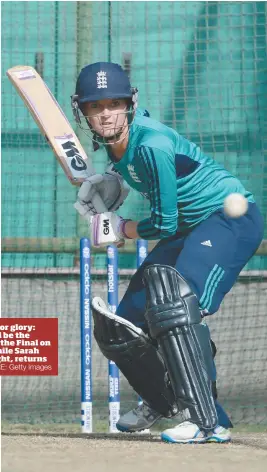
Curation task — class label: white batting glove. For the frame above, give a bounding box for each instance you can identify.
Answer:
[74,166,130,221]
[90,212,131,248]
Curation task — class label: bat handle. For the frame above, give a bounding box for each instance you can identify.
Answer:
[91,192,108,213]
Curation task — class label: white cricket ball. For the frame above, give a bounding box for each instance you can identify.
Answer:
[223,193,248,218]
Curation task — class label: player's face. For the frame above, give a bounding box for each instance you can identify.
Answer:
[83,98,129,141]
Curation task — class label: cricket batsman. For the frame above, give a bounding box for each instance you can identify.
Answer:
[72,62,264,443]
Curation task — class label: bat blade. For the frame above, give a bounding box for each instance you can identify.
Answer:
[7,65,107,213]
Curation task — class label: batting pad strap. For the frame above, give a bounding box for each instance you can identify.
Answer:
[143,265,201,338]
[91,297,177,417]
[143,265,218,431]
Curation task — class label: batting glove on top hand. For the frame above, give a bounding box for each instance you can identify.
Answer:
[74,165,130,222]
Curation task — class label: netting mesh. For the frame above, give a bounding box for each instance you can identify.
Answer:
[1,1,267,430]
[1,273,267,429]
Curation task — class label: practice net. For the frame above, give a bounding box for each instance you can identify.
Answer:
[1,1,267,431]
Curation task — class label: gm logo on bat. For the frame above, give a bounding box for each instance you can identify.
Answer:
[61,140,87,171]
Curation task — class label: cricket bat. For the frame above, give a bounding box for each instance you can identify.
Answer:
[6,65,107,213]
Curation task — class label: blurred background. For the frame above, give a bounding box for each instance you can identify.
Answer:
[1,1,267,432]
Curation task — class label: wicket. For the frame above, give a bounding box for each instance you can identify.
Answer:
[80,238,148,433]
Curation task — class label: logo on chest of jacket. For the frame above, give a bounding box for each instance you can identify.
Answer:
[127,164,141,183]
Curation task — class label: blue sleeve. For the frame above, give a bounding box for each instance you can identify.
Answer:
[137,146,178,239]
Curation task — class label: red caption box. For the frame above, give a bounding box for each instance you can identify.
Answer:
[0,318,58,376]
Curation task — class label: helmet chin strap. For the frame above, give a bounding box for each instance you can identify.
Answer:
[101,125,128,144]
[92,126,130,151]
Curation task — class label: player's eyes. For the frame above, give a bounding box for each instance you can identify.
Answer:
[90,103,98,109]
[111,100,120,107]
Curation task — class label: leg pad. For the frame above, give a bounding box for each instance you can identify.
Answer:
[92,297,177,417]
[143,265,218,431]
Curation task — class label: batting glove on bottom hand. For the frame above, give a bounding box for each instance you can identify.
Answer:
[90,212,132,247]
